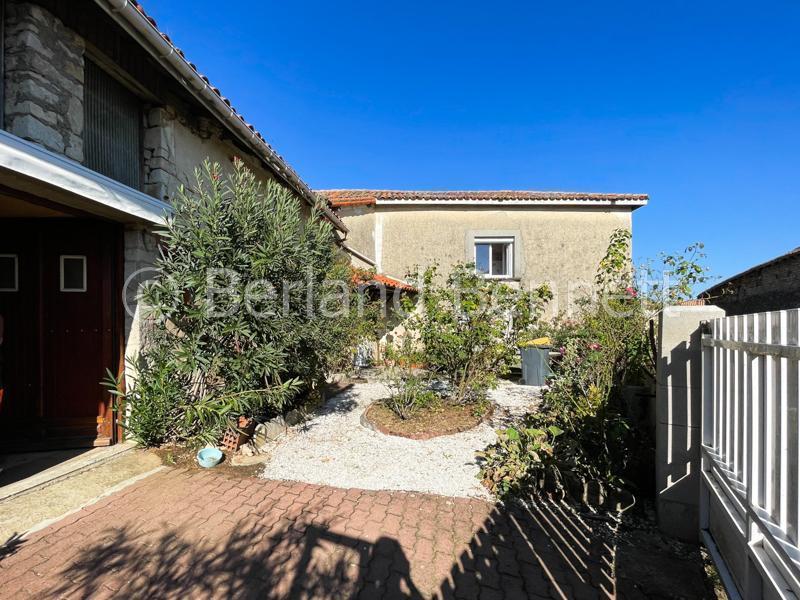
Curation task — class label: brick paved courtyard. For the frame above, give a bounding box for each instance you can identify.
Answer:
[0,468,619,599]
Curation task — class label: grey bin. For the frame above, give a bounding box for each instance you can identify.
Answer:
[520,347,552,386]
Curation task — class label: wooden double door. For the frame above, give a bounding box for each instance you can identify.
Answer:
[0,219,121,449]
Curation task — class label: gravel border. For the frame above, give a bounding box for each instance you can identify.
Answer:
[258,380,541,498]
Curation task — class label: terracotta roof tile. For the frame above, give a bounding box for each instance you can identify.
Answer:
[351,268,416,292]
[319,189,649,208]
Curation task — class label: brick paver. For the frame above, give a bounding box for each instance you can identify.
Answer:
[0,469,615,599]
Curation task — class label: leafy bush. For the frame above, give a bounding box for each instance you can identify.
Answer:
[407,263,551,404]
[381,338,437,419]
[479,229,711,499]
[478,425,562,497]
[104,345,182,447]
[114,160,359,446]
[383,371,438,419]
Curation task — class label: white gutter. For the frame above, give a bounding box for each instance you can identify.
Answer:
[0,130,170,224]
[95,0,347,233]
[375,198,648,208]
[341,242,376,267]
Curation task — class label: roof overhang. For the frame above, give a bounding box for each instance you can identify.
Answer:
[93,0,347,233]
[320,190,649,210]
[0,129,171,224]
[373,198,648,208]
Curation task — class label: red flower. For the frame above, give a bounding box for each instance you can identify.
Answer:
[625,286,637,298]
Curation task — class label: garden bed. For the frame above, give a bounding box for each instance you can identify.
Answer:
[361,401,492,440]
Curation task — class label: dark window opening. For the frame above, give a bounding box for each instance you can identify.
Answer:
[0,255,18,291]
[84,59,142,189]
[60,256,87,292]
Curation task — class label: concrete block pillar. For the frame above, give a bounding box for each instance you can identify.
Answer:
[655,304,725,541]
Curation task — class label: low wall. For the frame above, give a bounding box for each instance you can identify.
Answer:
[655,304,725,542]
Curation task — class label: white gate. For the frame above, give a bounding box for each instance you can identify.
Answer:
[701,310,800,599]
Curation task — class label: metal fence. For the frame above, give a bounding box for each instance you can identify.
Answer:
[701,310,800,599]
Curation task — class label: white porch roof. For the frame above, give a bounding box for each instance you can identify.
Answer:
[0,130,171,224]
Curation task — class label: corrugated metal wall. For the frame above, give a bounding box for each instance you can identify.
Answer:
[84,60,142,189]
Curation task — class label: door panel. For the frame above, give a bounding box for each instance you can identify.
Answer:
[0,228,40,433]
[0,219,120,449]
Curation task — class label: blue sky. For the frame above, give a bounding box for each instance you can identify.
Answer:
[146,0,800,286]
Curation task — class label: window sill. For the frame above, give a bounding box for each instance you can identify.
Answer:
[478,275,520,282]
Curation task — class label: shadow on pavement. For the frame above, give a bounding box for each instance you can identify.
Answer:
[46,497,616,599]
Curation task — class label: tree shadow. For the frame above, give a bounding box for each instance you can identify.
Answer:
[47,518,422,599]
[4,478,718,599]
[0,532,25,564]
[42,495,617,599]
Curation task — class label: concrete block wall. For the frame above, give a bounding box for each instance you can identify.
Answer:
[655,304,725,541]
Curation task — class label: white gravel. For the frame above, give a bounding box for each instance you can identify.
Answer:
[258,380,541,498]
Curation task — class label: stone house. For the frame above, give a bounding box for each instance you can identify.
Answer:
[0,0,345,449]
[701,247,800,316]
[321,189,648,315]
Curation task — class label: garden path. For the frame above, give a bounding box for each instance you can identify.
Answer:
[258,380,541,498]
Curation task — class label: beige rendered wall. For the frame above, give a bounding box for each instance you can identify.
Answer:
[339,207,377,264]
[339,205,634,315]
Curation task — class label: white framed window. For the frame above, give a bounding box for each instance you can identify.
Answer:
[0,254,18,291]
[474,238,513,278]
[60,255,87,292]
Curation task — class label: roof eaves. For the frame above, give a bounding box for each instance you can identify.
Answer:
[95,0,347,233]
[318,190,649,210]
[701,246,800,297]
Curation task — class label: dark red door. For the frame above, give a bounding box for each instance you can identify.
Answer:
[0,219,120,449]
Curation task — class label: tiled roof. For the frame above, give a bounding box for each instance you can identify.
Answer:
[109,1,345,231]
[701,246,800,297]
[320,189,649,208]
[351,268,416,292]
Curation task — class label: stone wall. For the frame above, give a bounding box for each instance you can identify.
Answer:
[122,225,159,380]
[2,1,278,205]
[4,1,84,161]
[705,250,800,316]
[142,106,179,202]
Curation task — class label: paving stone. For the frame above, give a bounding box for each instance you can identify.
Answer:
[0,468,643,599]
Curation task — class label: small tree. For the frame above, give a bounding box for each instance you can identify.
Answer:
[407,263,552,404]
[114,160,358,446]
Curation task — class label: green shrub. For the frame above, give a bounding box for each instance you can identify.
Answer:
[478,425,562,497]
[479,228,711,500]
[383,371,438,419]
[104,346,182,447]
[115,160,359,447]
[406,263,551,404]
[381,338,437,419]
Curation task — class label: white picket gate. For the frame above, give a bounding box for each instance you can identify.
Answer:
[701,310,800,599]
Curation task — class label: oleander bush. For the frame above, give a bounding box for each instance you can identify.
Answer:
[107,160,369,447]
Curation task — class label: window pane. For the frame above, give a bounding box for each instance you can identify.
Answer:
[475,244,490,274]
[491,243,508,276]
[61,256,86,292]
[0,255,17,291]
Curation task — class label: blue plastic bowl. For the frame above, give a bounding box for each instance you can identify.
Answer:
[197,447,223,468]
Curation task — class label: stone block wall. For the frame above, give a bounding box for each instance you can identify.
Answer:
[122,225,159,375]
[142,106,180,201]
[706,251,800,316]
[4,1,85,161]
